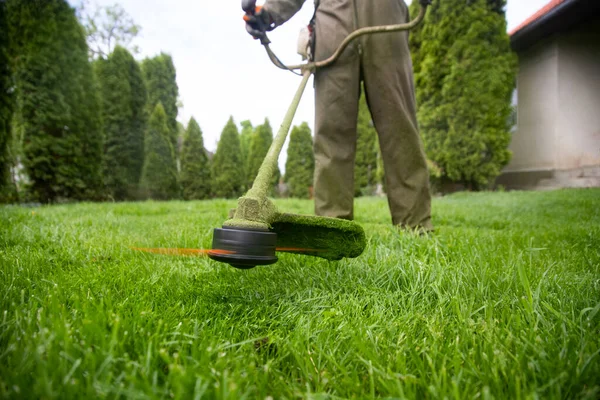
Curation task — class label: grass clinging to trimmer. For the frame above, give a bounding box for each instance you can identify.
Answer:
[1,189,599,399]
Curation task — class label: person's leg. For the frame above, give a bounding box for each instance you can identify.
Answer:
[360,10,433,229]
[313,57,361,220]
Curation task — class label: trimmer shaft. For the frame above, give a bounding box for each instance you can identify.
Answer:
[208,227,277,269]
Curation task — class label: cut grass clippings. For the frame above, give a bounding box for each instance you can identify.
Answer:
[1,189,599,399]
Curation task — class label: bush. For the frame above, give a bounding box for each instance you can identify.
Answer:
[409,0,516,189]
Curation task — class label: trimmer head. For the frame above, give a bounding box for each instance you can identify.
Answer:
[208,212,366,269]
[208,227,278,269]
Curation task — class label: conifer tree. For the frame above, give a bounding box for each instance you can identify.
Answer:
[141,103,178,199]
[409,0,516,189]
[246,119,280,190]
[176,121,185,160]
[487,0,507,15]
[354,92,378,196]
[8,0,104,202]
[180,117,211,200]
[142,54,178,152]
[128,55,148,187]
[96,46,147,200]
[211,117,244,198]
[0,0,14,201]
[284,122,314,199]
[239,119,253,180]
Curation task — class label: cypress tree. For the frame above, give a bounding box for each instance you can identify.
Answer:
[8,0,104,202]
[142,53,178,153]
[128,54,147,189]
[246,119,280,190]
[487,0,507,15]
[180,117,211,200]
[409,0,516,189]
[176,121,185,161]
[284,122,314,199]
[95,46,147,200]
[0,0,14,201]
[141,103,178,199]
[211,117,244,199]
[239,119,253,181]
[354,92,378,196]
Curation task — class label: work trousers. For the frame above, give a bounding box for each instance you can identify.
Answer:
[312,0,432,229]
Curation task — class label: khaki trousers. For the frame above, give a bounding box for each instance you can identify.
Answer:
[313,0,432,229]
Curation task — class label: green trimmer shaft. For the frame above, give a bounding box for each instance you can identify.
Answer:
[208,0,429,269]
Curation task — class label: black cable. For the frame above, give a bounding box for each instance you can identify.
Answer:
[264,45,303,76]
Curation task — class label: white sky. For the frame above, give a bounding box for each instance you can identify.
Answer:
[70,0,550,165]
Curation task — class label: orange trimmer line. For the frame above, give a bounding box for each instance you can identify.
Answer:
[131,247,321,256]
[131,247,231,256]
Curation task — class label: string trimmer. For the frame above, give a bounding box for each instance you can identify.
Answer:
[134,1,429,268]
[204,0,430,269]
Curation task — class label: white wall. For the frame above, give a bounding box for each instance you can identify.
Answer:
[505,18,600,174]
[505,38,559,172]
[556,20,600,170]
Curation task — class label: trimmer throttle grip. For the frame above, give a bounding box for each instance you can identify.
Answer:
[242,0,272,45]
[243,5,264,22]
[242,0,257,14]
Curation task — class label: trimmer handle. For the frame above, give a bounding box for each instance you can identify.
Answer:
[242,0,257,14]
[242,0,272,45]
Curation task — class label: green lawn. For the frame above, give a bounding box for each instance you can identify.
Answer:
[1,189,599,399]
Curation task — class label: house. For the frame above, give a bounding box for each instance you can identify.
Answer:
[497,0,600,189]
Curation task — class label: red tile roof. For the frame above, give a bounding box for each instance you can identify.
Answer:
[509,0,568,36]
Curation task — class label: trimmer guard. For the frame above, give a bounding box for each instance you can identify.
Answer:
[271,213,366,261]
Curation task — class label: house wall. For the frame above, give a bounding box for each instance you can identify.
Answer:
[499,17,600,189]
[504,37,559,172]
[555,20,600,170]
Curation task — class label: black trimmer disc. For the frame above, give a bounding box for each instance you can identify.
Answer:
[208,227,278,269]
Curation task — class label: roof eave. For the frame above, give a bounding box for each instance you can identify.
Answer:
[510,0,600,52]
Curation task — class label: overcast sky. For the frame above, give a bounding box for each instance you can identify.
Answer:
[70,0,550,160]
